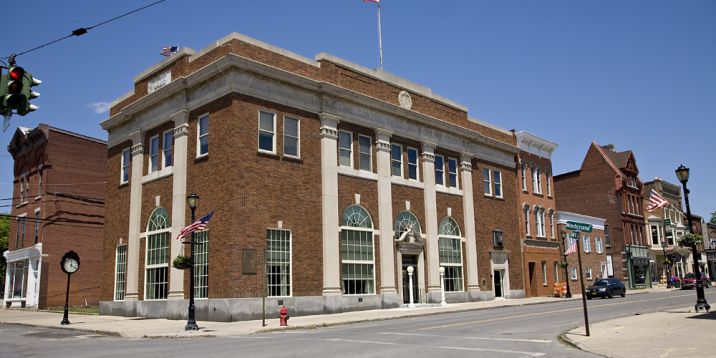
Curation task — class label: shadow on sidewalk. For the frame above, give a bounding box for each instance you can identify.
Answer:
[687,311,716,320]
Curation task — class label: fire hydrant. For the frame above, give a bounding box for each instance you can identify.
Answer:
[279,305,289,326]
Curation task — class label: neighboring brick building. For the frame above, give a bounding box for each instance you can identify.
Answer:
[554,143,648,289]
[99,33,523,321]
[3,125,106,308]
[705,222,716,283]
[557,212,609,295]
[513,131,561,297]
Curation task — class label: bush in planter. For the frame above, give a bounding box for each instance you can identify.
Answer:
[172,255,192,270]
[678,233,703,248]
[559,262,568,269]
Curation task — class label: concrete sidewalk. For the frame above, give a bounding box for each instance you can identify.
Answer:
[564,307,716,358]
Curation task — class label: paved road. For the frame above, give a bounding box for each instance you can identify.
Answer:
[2,289,712,357]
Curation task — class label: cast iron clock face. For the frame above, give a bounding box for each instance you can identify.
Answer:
[63,258,79,273]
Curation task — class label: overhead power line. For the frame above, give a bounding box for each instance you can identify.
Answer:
[2,0,167,60]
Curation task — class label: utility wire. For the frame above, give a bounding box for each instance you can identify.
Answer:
[2,0,167,59]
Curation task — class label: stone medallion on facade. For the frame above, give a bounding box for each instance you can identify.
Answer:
[398,90,413,110]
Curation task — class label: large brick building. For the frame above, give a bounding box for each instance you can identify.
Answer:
[99,33,524,321]
[554,143,648,289]
[557,211,609,295]
[513,131,561,297]
[3,125,106,308]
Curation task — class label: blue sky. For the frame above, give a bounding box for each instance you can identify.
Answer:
[2,0,715,219]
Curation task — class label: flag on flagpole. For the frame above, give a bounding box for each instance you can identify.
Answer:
[160,46,178,57]
[647,189,669,212]
[565,239,577,256]
[177,211,214,241]
[362,0,383,70]
[363,0,380,3]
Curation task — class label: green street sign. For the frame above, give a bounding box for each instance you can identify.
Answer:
[566,221,593,233]
[664,219,671,227]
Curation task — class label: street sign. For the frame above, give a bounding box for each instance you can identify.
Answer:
[566,221,593,233]
[669,252,682,263]
[664,219,672,227]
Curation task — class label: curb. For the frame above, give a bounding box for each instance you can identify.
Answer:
[0,320,122,337]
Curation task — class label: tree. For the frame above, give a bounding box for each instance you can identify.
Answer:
[0,215,8,292]
[710,211,716,224]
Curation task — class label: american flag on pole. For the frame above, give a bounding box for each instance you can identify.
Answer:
[565,238,577,256]
[177,211,214,241]
[160,46,178,57]
[363,0,380,3]
[647,189,669,212]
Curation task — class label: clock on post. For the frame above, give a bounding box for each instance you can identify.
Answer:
[60,251,80,325]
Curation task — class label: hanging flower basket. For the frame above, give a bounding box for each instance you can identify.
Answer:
[678,233,703,248]
[559,262,568,269]
[172,255,192,270]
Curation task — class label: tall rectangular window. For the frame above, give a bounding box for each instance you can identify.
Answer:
[448,158,458,188]
[407,147,419,180]
[8,261,28,299]
[493,170,503,198]
[283,116,300,158]
[194,230,209,299]
[520,161,527,191]
[16,217,26,248]
[533,167,541,193]
[570,267,578,280]
[595,237,603,254]
[114,245,127,301]
[121,147,131,184]
[391,143,403,177]
[586,267,593,280]
[554,261,560,283]
[549,212,555,238]
[546,171,552,196]
[536,210,545,237]
[583,236,591,253]
[434,155,445,186]
[483,168,492,196]
[524,206,530,236]
[341,229,375,295]
[541,261,548,285]
[162,130,173,168]
[439,238,464,292]
[33,211,40,244]
[149,135,159,173]
[267,229,291,297]
[197,114,209,156]
[338,131,352,167]
[37,169,42,197]
[358,135,371,171]
[258,111,276,153]
[650,225,659,245]
[145,232,169,300]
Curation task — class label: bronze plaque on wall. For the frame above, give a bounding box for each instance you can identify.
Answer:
[242,249,257,275]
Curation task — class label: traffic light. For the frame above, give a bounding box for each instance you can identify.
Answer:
[3,66,40,116]
[19,71,40,116]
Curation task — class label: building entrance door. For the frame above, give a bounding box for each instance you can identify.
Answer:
[402,255,419,304]
[494,270,503,298]
[528,262,537,297]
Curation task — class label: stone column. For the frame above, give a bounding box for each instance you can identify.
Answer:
[421,142,441,300]
[319,114,342,304]
[168,109,189,300]
[461,154,480,297]
[125,130,144,301]
[375,128,398,307]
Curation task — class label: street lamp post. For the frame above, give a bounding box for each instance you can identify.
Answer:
[407,266,415,308]
[439,266,447,306]
[185,193,200,330]
[675,165,710,312]
[561,231,572,298]
[661,241,671,288]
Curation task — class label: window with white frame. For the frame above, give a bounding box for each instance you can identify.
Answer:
[338,131,352,167]
[149,135,160,173]
[600,263,607,278]
[258,111,276,153]
[570,267,578,280]
[193,230,209,299]
[493,170,502,197]
[340,205,375,295]
[16,216,26,247]
[391,143,403,177]
[535,208,545,237]
[595,237,603,254]
[7,260,28,299]
[394,211,422,242]
[145,208,169,300]
[162,129,173,168]
[650,224,659,245]
[483,168,492,196]
[358,135,371,171]
[546,170,552,196]
[267,229,291,297]
[448,158,458,188]
[542,261,548,285]
[523,205,530,236]
[435,155,445,186]
[439,217,463,292]
[533,166,541,193]
[114,245,127,301]
[33,211,40,244]
[586,267,593,280]
[407,147,419,180]
[549,211,555,238]
[121,147,131,184]
[583,236,591,253]
[492,230,504,247]
[197,114,209,156]
[554,261,559,283]
[37,167,42,197]
[284,116,300,158]
[520,160,527,191]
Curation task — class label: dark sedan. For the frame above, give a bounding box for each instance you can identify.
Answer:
[585,278,626,299]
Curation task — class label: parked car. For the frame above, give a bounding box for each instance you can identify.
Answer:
[585,278,626,299]
[681,273,710,289]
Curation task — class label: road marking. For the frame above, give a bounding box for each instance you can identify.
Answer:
[325,338,545,356]
[379,332,552,343]
[325,338,399,346]
[416,293,693,331]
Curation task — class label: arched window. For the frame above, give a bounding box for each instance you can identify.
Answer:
[340,205,374,295]
[394,211,422,240]
[145,207,170,300]
[438,217,464,292]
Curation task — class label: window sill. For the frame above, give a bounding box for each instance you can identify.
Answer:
[196,153,209,160]
[16,201,28,209]
[142,166,173,184]
[436,185,463,196]
[119,181,129,188]
[391,176,424,189]
[34,196,41,201]
[338,166,378,181]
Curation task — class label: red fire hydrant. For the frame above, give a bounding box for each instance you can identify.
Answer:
[279,305,289,326]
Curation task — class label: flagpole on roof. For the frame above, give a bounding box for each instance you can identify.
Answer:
[377,1,383,70]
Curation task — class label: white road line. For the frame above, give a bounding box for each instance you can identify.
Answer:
[324,338,399,346]
[440,346,546,357]
[379,332,552,343]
